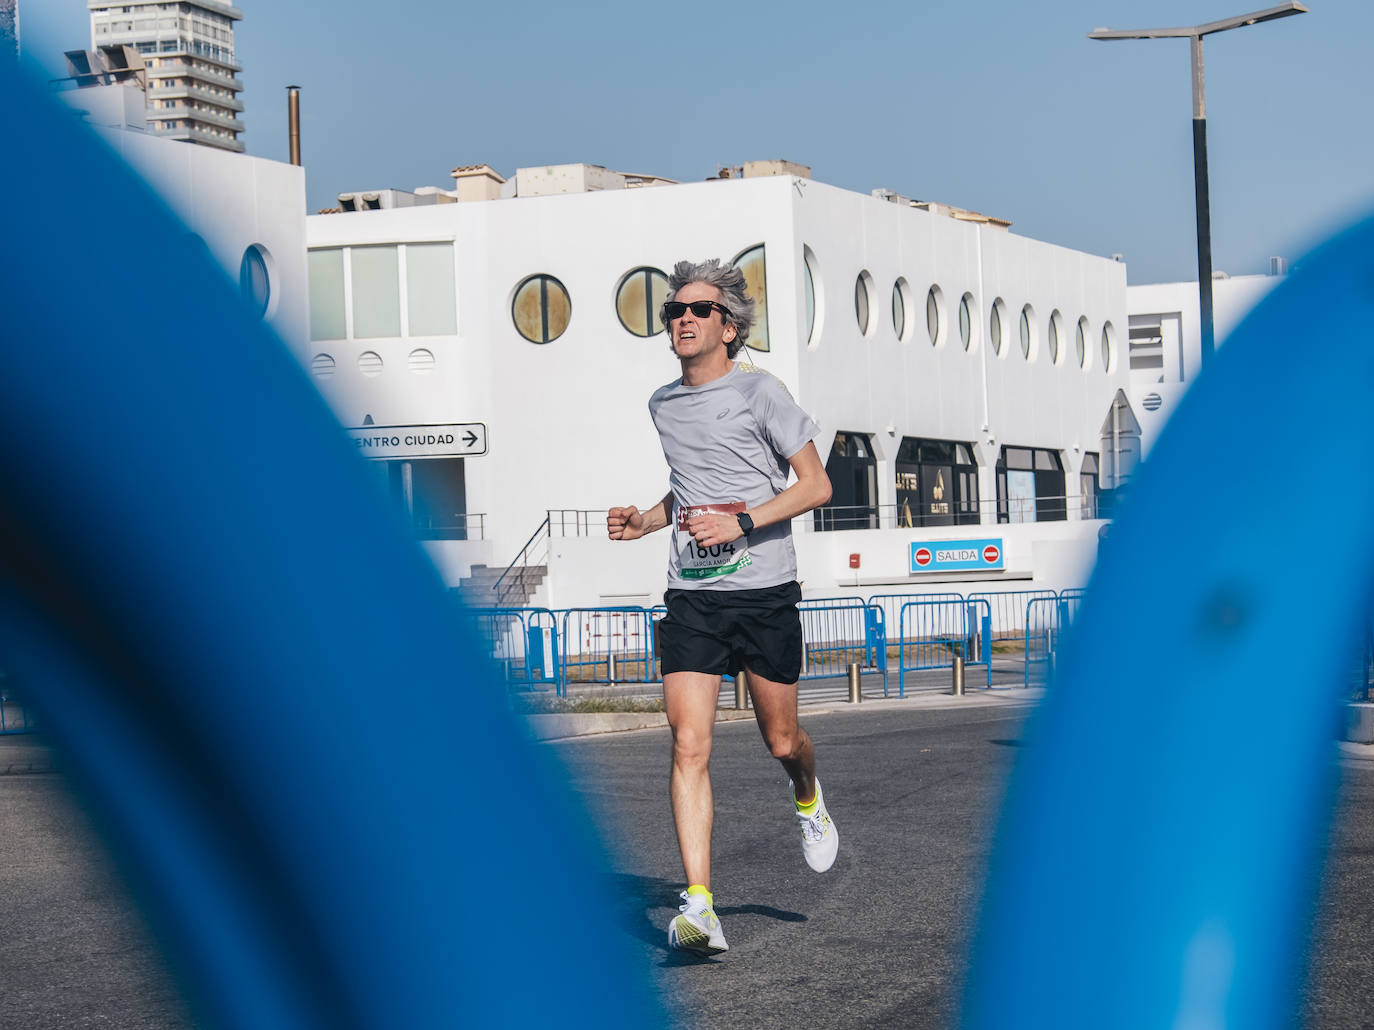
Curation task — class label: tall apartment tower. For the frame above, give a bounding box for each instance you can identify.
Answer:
[88,0,244,153]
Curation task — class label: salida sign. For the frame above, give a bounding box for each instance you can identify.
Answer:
[909,538,1005,573]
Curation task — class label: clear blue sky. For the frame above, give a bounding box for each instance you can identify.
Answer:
[19,0,1371,284]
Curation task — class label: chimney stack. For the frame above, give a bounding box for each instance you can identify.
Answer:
[286,85,302,166]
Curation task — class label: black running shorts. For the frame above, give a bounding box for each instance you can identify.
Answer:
[658,581,803,684]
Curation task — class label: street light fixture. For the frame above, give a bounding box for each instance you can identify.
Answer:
[1089,2,1308,368]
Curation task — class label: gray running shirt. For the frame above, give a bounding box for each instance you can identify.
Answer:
[648,361,821,591]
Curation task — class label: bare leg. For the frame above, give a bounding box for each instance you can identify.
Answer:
[746,668,816,803]
[663,671,722,889]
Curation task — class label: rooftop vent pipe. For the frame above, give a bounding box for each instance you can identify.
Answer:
[286,85,302,166]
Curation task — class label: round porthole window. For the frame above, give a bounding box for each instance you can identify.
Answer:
[615,266,669,337]
[927,286,944,347]
[959,292,978,352]
[239,244,272,319]
[990,298,1007,357]
[1020,304,1036,360]
[803,245,821,348]
[855,270,876,337]
[512,274,572,344]
[893,278,913,342]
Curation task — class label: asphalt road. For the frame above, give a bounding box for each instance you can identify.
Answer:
[1,707,1371,1029]
[558,703,1374,1030]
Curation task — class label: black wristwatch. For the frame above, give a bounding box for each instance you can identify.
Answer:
[736,512,754,537]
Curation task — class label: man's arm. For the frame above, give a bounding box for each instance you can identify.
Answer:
[607,490,675,541]
[684,441,832,546]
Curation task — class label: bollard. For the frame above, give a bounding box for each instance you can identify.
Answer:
[847,662,862,703]
[952,654,966,696]
[735,669,750,710]
[608,653,617,684]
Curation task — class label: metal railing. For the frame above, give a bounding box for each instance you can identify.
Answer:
[508,495,1106,546]
[415,512,485,541]
[799,494,1105,532]
[491,514,551,607]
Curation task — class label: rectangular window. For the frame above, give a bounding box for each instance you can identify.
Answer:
[307,248,346,341]
[405,243,457,336]
[1006,470,1036,524]
[351,245,401,339]
[1080,452,1100,519]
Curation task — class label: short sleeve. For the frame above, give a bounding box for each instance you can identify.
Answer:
[753,375,819,461]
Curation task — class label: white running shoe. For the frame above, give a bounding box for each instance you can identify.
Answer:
[794,778,839,872]
[667,890,728,955]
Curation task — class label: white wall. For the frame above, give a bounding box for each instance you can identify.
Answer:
[304,174,1130,591]
[98,125,309,350]
[546,518,1105,609]
[793,182,1130,512]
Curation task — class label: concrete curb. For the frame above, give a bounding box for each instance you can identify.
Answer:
[524,707,757,742]
[525,688,1045,742]
[1345,703,1374,745]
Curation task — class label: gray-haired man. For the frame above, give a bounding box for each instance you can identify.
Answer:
[607,258,838,956]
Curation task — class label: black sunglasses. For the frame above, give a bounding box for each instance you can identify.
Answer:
[662,300,732,322]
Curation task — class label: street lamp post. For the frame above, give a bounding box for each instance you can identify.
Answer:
[1089,2,1307,369]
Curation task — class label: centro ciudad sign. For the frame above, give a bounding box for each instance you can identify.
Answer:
[345,422,488,460]
[909,538,1004,574]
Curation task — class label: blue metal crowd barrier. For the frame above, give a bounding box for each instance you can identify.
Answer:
[799,602,889,697]
[966,589,1058,647]
[558,607,657,694]
[1023,597,1058,688]
[897,599,992,696]
[798,595,868,609]
[0,679,36,735]
[456,607,561,691]
[457,589,1090,699]
[867,591,964,643]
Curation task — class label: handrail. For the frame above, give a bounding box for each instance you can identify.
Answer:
[491,513,551,606]
[528,496,1108,537]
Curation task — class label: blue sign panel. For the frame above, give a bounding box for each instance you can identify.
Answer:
[910,537,1005,573]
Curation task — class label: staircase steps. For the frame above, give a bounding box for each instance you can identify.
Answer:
[452,564,547,608]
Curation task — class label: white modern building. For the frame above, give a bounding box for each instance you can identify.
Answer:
[1126,268,1286,455]
[303,161,1137,607]
[87,0,244,152]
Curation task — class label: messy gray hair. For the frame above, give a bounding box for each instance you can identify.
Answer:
[665,258,756,358]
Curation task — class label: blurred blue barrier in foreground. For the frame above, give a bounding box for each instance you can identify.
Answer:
[963,210,1374,1026]
[0,55,655,1030]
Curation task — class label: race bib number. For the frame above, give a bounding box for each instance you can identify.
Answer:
[675,501,752,580]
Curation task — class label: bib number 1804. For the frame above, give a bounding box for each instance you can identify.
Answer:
[695,542,736,559]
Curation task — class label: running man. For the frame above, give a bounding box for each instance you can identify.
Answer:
[607,258,837,956]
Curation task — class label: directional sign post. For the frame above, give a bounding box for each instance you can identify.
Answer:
[345,423,487,460]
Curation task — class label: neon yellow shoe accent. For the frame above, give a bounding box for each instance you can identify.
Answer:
[668,889,728,954]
